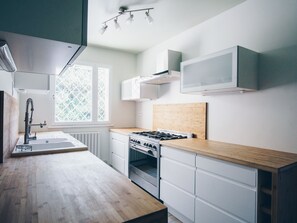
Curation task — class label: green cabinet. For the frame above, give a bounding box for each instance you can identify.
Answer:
[0,0,87,45]
[0,0,88,75]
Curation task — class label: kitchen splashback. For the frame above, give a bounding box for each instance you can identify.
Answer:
[153,103,207,139]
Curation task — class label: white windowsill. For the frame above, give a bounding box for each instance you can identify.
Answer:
[48,123,114,129]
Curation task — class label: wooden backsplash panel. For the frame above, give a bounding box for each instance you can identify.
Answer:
[0,91,19,163]
[153,103,207,139]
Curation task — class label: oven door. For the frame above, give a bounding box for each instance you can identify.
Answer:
[129,143,160,199]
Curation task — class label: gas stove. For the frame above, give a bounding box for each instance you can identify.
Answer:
[131,130,192,141]
[128,130,192,199]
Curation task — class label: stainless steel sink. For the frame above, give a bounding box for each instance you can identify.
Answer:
[28,137,68,144]
[12,132,87,157]
[15,141,75,152]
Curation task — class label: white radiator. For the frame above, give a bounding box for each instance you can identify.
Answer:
[69,132,100,157]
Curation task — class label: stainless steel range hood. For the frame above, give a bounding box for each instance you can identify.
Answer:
[140,50,182,85]
[0,31,83,75]
[140,70,181,84]
[0,40,17,72]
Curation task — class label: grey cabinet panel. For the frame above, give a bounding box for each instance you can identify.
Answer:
[0,0,87,45]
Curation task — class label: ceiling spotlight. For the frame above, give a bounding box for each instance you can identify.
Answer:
[126,12,134,24]
[114,18,121,30]
[100,23,108,35]
[100,7,154,35]
[145,10,153,24]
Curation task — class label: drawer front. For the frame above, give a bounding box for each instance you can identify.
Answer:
[111,138,126,158]
[196,170,256,223]
[161,146,196,166]
[195,198,243,223]
[196,155,257,187]
[110,132,129,142]
[111,153,125,174]
[160,180,195,222]
[161,157,195,194]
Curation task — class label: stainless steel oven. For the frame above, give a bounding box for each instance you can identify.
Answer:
[128,130,191,199]
[129,136,160,199]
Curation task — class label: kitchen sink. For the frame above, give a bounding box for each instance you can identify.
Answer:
[28,137,68,144]
[12,131,88,157]
[16,141,75,152]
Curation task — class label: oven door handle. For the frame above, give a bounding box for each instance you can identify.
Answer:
[130,145,156,157]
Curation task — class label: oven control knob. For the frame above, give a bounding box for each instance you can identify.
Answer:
[149,144,152,148]
[137,141,140,144]
[152,145,157,150]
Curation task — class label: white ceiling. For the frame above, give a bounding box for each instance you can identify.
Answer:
[87,0,245,53]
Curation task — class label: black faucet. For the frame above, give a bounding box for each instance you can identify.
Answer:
[24,98,47,144]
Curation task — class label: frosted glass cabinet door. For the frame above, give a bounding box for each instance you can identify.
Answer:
[181,47,237,93]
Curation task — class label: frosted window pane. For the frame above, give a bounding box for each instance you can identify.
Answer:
[55,65,92,122]
[98,68,109,121]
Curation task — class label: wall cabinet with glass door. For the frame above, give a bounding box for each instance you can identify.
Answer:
[181,46,258,95]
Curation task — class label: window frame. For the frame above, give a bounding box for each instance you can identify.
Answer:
[48,62,112,128]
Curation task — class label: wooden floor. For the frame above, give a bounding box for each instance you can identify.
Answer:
[168,212,182,223]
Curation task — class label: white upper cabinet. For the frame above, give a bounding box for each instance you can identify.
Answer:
[121,76,158,101]
[181,46,258,95]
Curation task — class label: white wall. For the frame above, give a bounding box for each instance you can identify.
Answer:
[18,46,137,163]
[136,0,297,153]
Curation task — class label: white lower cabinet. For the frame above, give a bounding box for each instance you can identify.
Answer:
[195,155,257,223]
[160,146,196,223]
[161,180,195,222]
[111,153,125,174]
[160,146,258,223]
[195,198,242,223]
[110,132,129,176]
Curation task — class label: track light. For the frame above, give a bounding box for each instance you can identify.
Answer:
[114,18,120,30]
[100,23,108,35]
[145,10,153,24]
[100,7,154,34]
[126,12,134,24]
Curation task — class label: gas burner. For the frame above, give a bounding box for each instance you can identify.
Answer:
[132,130,191,141]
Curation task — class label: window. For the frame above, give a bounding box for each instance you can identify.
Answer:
[52,64,110,125]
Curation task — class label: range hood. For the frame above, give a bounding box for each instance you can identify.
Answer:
[140,70,181,84]
[0,31,83,75]
[0,40,17,72]
[140,50,182,85]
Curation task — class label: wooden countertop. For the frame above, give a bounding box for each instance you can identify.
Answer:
[161,138,297,173]
[0,151,167,222]
[110,128,148,135]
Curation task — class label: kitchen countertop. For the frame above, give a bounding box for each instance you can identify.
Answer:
[161,138,297,173]
[110,128,148,135]
[109,128,297,172]
[0,151,167,222]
